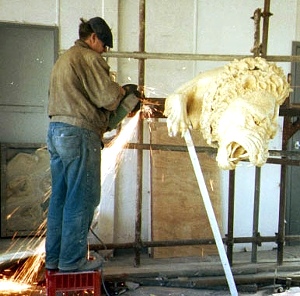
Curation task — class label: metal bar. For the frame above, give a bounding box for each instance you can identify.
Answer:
[125,143,217,154]
[134,114,143,267]
[261,0,272,58]
[124,144,300,167]
[91,239,218,250]
[251,167,261,263]
[91,234,300,251]
[266,158,300,166]
[107,274,294,292]
[284,235,300,241]
[184,130,238,296]
[233,236,277,243]
[226,170,235,266]
[277,163,287,265]
[277,115,290,265]
[133,0,146,268]
[103,51,300,62]
[250,8,262,57]
[125,143,300,158]
[138,0,145,88]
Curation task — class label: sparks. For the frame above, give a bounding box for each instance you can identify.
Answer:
[209,179,214,191]
[102,110,140,178]
[13,241,45,285]
[0,279,31,293]
[142,105,153,118]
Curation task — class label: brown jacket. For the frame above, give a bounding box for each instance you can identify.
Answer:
[48,39,123,137]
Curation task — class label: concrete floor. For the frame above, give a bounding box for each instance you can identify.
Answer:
[1,237,300,295]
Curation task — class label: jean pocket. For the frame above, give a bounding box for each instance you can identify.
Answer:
[54,134,81,160]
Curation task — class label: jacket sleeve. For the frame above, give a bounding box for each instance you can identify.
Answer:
[81,56,124,111]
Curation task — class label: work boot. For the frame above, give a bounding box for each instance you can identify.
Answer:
[59,252,103,272]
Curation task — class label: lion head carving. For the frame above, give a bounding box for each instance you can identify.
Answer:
[164,57,291,170]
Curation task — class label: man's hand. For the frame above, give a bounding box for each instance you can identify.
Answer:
[122,84,143,99]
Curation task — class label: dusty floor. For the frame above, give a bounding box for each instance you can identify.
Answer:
[1,237,300,295]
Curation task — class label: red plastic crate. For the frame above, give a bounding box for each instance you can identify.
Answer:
[46,269,101,296]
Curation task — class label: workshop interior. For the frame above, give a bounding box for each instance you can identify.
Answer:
[1,0,300,295]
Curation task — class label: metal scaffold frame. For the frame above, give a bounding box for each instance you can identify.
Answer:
[91,0,300,269]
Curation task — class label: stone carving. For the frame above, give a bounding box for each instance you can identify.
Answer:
[164,57,291,169]
[5,148,50,234]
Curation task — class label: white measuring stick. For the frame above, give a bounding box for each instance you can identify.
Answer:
[184,130,238,296]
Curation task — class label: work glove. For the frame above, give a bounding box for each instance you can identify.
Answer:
[122,84,144,113]
[122,84,143,100]
[107,84,143,131]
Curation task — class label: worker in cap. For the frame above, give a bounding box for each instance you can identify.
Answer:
[88,16,113,48]
[45,17,126,272]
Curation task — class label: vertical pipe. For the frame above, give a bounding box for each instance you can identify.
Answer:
[251,8,261,57]
[277,117,289,265]
[134,0,146,267]
[277,164,286,265]
[134,116,143,267]
[251,167,261,263]
[226,170,235,266]
[261,0,271,57]
[138,0,146,88]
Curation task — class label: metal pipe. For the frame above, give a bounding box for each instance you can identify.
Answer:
[103,51,300,62]
[90,235,284,251]
[277,165,287,265]
[138,0,146,88]
[251,167,261,263]
[261,0,272,57]
[251,8,262,57]
[117,274,284,292]
[134,115,143,267]
[277,115,290,265]
[226,170,235,266]
[123,143,300,167]
[124,143,300,158]
[134,0,146,268]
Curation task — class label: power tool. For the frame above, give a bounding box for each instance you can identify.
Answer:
[107,84,142,131]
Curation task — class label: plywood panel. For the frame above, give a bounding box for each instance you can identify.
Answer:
[151,121,221,258]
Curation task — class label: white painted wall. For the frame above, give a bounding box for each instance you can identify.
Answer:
[0,0,298,252]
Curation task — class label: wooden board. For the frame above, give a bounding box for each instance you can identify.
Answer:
[150,121,221,258]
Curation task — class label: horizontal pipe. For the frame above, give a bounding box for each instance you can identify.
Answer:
[90,236,279,251]
[266,158,300,166]
[90,234,300,251]
[103,51,300,63]
[123,143,300,166]
[125,143,300,158]
[122,273,290,292]
[90,238,217,250]
[125,143,217,154]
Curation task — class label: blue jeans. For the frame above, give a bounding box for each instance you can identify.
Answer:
[45,122,102,271]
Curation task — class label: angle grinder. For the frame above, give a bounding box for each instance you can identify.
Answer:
[107,84,143,131]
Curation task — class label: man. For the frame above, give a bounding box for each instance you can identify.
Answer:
[45,17,125,272]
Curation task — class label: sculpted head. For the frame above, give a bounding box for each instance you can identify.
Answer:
[165,57,291,169]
